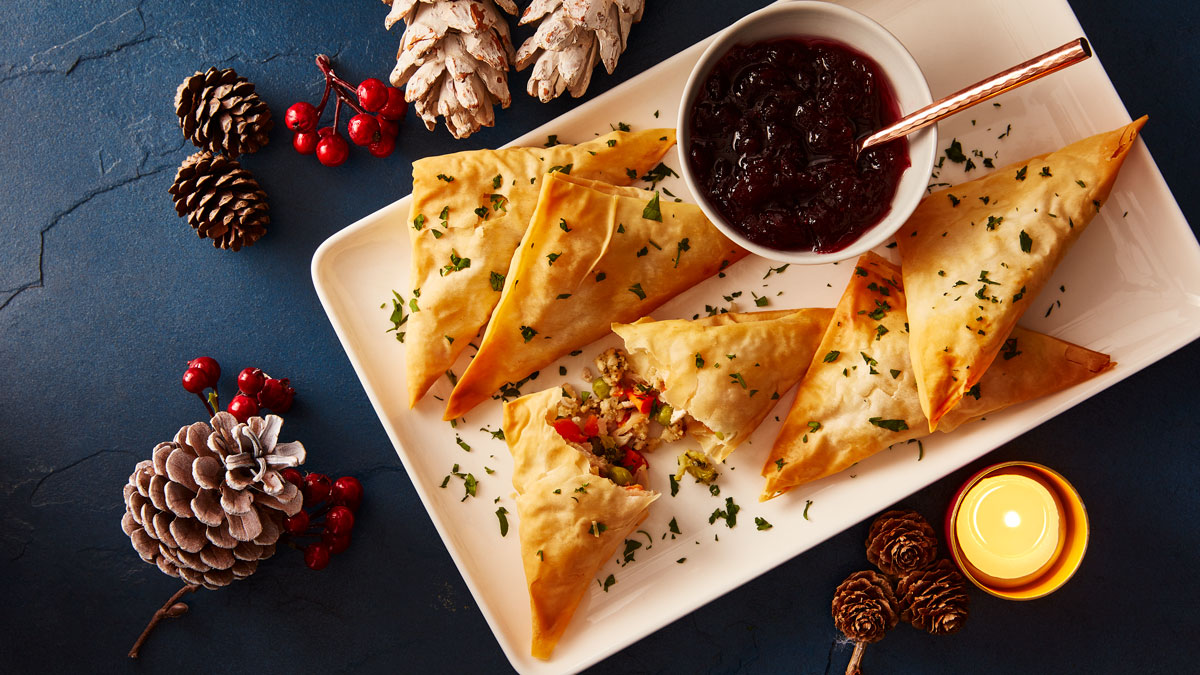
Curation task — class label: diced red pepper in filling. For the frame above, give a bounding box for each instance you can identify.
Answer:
[552,418,587,444]
[621,448,648,473]
[583,414,600,438]
[626,388,656,415]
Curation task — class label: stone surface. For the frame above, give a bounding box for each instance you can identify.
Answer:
[0,0,1196,672]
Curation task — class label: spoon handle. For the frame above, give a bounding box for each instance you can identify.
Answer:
[860,38,1092,153]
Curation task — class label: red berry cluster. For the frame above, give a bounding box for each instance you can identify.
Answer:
[281,470,364,571]
[180,356,296,423]
[285,54,406,166]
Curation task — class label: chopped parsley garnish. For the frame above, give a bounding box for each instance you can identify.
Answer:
[492,174,503,189]
[489,193,507,212]
[1001,337,1022,360]
[642,192,663,221]
[966,383,982,400]
[439,250,471,276]
[412,214,425,231]
[669,517,681,535]
[668,473,680,497]
[606,139,617,147]
[944,139,966,163]
[601,574,616,592]
[474,206,489,219]
[548,163,572,174]
[385,290,409,343]
[868,417,909,432]
[978,270,1000,285]
[753,292,768,307]
[489,271,505,291]
[1020,230,1033,253]
[555,293,571,300]
[536,550,543,561]
[544,135,559,147]
[559,218,571,232]
[729,372,747,389]
[621,538,642,564]
[775,458,786,471]
[625,168,637,179]
[673,238,690,268]
[436,173,455,182]
[636,246,648,257]
[823,351,840,363]
[519,325,538,343]
[589,521,607,537]
[855,266,869,277]
[595,271,607,282]
[1040,166,1052,177]
[695,353,705,368]
[455,434,470,451]
[709,484,720,497]
[986,215,1004,231]
[611,121,631,132]
[708,497,740,528]
[1015,165,1028,181]
[890,368,901,379]
[1012,285,1026,302]
[628,282,646,300]
[803,500,813,520]
[948,194,961,207]
[640,162,679,188]
[546,252,561,265]
[755,517,773,531]
[495,507,509,536]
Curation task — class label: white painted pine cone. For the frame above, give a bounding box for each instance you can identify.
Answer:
[121,413,305,589]
[515,0,645,102]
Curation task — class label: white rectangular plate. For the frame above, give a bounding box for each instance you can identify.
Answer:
[311,1,1200,672]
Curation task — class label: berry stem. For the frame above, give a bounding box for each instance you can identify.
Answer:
[196,392,215,417]
[333,95,343,130]
[127,583,200,658]
[314,53,368,115]
[314,78,333,119]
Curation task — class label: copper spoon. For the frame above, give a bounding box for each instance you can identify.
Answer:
[858,38,1092,156]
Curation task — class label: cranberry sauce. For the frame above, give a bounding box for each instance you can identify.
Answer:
[687,37,910,252]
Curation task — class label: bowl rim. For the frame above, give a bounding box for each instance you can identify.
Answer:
[676,0,937,264]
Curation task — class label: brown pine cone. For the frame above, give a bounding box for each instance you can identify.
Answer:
[832,570,899,644]
[175,66,272,158]
[122,413,305,589]
[169,151,269,251]
[866,509,938,576]
[895,559,971,635]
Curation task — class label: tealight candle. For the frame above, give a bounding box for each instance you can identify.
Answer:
[954,468,1065,588]
[946,462,1089,600]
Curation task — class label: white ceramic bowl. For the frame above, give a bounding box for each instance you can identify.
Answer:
[677,1,936,264]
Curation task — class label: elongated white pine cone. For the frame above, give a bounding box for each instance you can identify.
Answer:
[382,0,518,139]
[515,0,645,102]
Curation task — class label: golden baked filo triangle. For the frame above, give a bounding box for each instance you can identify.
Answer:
[443,171,748,419]
[613,308,833,461]
[760,252,1113,501]
[404,129,676,407]
[897,117,1145,430]
[502,388,658,660]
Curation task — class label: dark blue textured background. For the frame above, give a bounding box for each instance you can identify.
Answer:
[1,1,1196,672]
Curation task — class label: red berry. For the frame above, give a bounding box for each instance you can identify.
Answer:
[377,117,399,139]
[326,505,355,535]
[317,126,336,138]
[284,101,318,132]
[304,543,330,571]
[282,468,303,487]
[258,377,295,412]
[316,132,349,167]
[347,113,381,146]
[284,510,310,535]
[182,367,209,394]
[293,130,318,155]
[187,356,220,388]
[368,133,396,158]
[237,367,266,395]
[322,531,352,554]
[303,473,332,504]
[356,78,389,113]
[227,394,259,423]
[332,476,364,511]
[378,87,407,121]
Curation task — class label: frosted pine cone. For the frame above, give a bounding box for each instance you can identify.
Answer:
[121,413,305,589]
[382,0,518,139]
[515,0,645,102]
